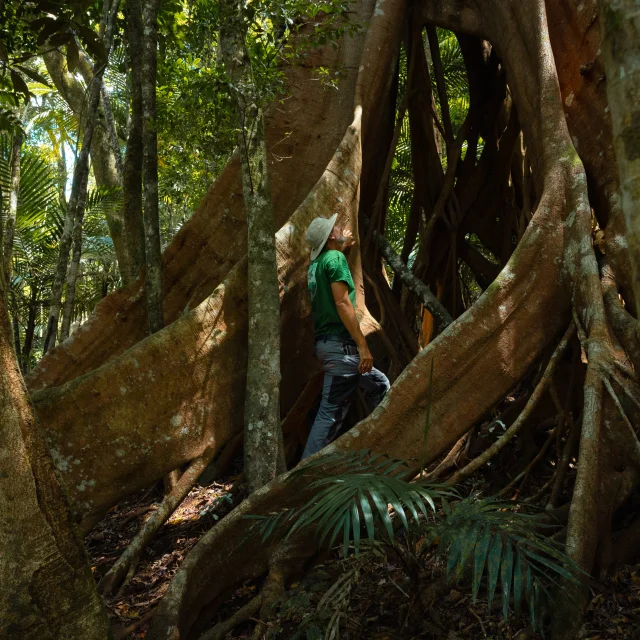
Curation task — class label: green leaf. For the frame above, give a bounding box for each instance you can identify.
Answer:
[358,489,375,541]
[66,37,80,73]
[369,488,394,542]
[486,533,503,609]
[14,66,50,87]
[501,540,513,620]
[525,551,579,583]
[351,501,361,555]
[513,552,524,616]
[342,509,351,558]
[473,525,491,603]
[10,70,29,96]
[446,531,463,581]
[457,523,480,582]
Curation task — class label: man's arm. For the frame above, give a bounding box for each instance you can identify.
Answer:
[331,281,373,373]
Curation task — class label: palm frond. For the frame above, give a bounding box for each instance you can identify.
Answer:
[430,494,587,627]
[250,450,449,557]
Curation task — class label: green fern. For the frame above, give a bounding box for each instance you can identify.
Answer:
[252,451,585,632]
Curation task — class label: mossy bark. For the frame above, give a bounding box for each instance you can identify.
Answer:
[220,0,285,493]
[0,257,110,640]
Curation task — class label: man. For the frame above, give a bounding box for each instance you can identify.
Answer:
[302,214,390,459]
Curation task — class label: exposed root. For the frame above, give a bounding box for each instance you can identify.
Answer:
[423,432,469,481]
[448,323,575,486]
[199,595,263,640]
[163,470,181,495]
[99,448,216,597]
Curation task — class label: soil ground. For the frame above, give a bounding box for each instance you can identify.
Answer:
[87,459,640,640]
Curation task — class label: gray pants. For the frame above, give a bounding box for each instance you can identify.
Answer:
[302,337,390,459]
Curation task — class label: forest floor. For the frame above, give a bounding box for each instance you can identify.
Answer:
[88,462,640,640]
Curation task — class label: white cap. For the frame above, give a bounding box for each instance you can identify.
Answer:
[306,213,338,261]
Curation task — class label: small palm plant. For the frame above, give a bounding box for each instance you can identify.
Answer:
[250,450,585,635]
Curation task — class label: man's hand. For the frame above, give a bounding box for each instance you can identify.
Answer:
[342,229,356,251]
[357,341,373,374]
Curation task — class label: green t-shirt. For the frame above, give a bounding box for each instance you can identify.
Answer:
[307,249,356,338]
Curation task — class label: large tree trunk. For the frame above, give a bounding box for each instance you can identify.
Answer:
[19,4,637,637]
[0,265,110,639]
[29,0,390,531]
[545,0,634,308]
[141,0,632,637]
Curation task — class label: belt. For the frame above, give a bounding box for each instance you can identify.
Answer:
[314,334,356,347]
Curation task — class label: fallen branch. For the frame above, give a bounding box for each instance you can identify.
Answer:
[448,322,575,486]
[99,447,216,596]
[423,432,469,481]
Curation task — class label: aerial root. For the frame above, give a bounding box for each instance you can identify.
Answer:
[99,447,216,597]
[547,412,581,509]
[447,322,576,486]
[500,421,559,497]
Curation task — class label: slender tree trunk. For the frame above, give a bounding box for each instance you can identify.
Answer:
[0,266,110,639]
[43,1,119,352]
[56,143,67,207]
[598,0,640,305]
[141,0,164,334]
[2,132,22,282]
[59,203,84,342]
[21,284,37,372]
[220,0,285,492]
[123,0,146,281]
[101,85,123,179]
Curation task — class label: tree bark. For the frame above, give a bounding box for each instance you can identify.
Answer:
[100,85,123,179]
[220,0,285,493]
[56,143,67,207]
[59,201,84,342]
[21,284,37,372]
[598,0,640,305]
[141,0,164,335]
[0,259,110,639]
[122,0,146,281]
[2,132,21,282]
